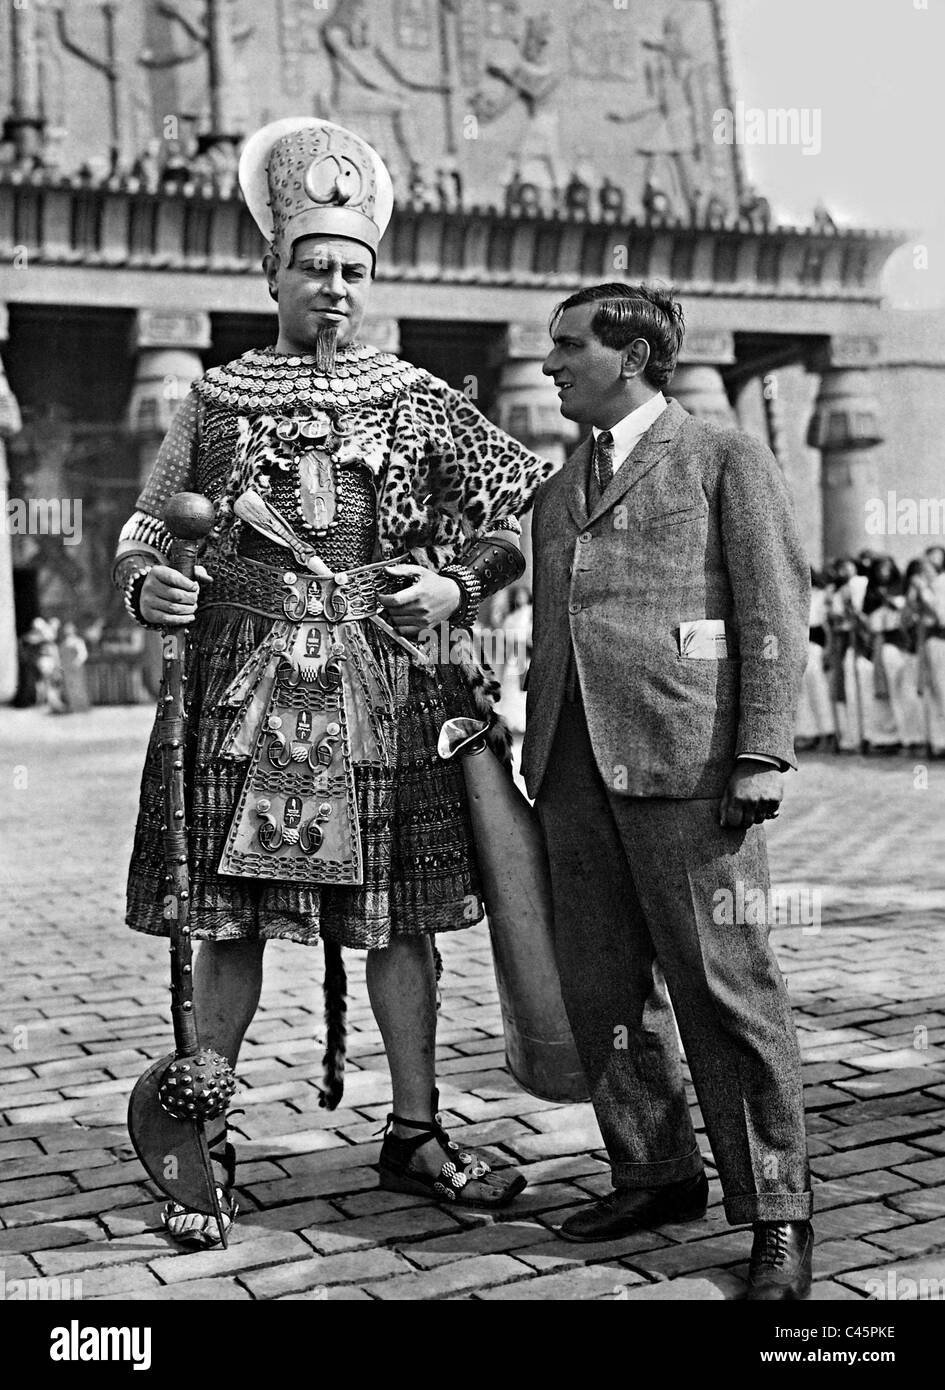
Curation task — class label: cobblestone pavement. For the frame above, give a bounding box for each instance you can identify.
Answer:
[2,707,944,1302]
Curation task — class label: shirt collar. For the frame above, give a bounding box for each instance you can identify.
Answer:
[593,391,667,461]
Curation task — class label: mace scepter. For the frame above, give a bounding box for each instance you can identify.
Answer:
[127,493,237,1246]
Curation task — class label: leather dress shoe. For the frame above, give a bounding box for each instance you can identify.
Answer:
[558,1170,708,1243]
[745,1221,814,1300]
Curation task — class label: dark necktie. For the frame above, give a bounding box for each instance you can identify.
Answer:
[594,430,615,490]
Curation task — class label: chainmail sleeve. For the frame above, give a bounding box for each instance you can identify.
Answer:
[112,391,201,592]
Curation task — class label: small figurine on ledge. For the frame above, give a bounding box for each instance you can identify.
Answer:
[738,183,773,232]
[599,177,625,222]
[642,174,673,224]
[812,200,838,234]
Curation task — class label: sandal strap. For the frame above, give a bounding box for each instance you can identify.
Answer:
[383,1111,441,1132]
[165,1187,237,1218]
[381,1088,447,1142]
[211,1142,237,1190]
[206,1110,244,1190]
[380,1112,494,1193]
[380,1087,446,1134]
[163,1190,238,1246]
[381,1112,449,1158]
[380,1090,495,1188]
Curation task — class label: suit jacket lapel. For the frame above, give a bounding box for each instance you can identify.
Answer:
[585,399,688,526]
[564,435,593,530]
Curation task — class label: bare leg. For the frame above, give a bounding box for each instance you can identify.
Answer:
[367,934,451,1180]
[194,938,266,1068]
[366,934,437,1128]
[367,933,523,1198]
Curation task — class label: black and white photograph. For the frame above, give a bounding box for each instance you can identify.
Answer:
[1,0,943,1354]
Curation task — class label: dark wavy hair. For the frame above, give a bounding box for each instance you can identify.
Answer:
[550,283,686,390]
[862,555,903,615]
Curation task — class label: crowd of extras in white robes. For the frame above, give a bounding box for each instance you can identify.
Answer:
[492,548,945,759]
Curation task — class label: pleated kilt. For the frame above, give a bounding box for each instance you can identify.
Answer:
[126,600,485,950]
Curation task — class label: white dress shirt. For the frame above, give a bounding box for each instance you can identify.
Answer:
[592,391,667,483]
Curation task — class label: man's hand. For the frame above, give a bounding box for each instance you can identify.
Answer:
[378,564,461,638]
[719,759,784,829]
[139,564,213,626]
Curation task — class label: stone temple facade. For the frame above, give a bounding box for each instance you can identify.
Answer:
[0,0,936,703]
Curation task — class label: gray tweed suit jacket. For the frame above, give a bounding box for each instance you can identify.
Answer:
[521,398,810,800]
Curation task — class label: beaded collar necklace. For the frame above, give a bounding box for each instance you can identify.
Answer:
[194,344,427,416]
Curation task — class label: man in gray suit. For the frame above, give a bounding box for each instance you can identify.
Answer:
[523,283,813,1299]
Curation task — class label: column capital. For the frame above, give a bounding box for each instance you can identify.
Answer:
[131,309,212,353]
[503,322,553,360]
[360,317,400,354]
[808,363,885,558]
[812,335,884,372]
[670,363,735,427]
[807,368,883,451]
[126,314,208,438]
[678,329,735,367]
[494,323,576,460]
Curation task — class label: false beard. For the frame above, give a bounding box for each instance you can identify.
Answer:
[314,325,339,374]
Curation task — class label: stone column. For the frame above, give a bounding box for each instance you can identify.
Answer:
[126,310,211,696]
[670,330,736,426]
[492,322,577,596]
[127,309,212,485]
[494,318,575,569]
[760,371,789,468]
[807,336,884,560]
[0,306,23,703]
[493,322,576,470]
[360,317,400,355]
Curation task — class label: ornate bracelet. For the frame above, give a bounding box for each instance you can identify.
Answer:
[121,565,154,628]
[441,563,484,628]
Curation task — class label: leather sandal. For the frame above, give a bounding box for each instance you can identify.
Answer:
[161,1114,244,1249]
[378,1090,527,1209]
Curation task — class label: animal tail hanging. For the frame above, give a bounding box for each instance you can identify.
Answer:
[312,630,512,1103]
[319,939,348,1110]
[452,628,514,771]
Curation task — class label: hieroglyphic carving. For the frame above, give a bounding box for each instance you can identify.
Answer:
[821,336,884,371]
[678,330,736,367]
[471,13,561,209]
[483,1,522,41]
[569,5,635,79]
[139,0,254,147]
[395,0,435,50]
[321,0,447,185]
[276,0,321,96]
[22,0,743,219]
[455,1,737,220]
[134,309,213,351]
[453,1,482,86]
[606,13,718,217]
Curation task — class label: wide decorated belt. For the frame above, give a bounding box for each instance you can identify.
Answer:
[210,557,401,886]
[202,552,384,622]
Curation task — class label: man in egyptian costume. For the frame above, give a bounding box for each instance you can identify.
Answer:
[112,118,553,1245]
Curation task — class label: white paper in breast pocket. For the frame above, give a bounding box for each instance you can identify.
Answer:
[679,619,728,659]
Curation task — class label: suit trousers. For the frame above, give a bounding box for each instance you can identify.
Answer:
[535,696,812,1225]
